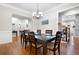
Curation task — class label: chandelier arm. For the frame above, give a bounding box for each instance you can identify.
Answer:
[32,3,43,19]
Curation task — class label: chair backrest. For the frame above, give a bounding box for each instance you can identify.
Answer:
[24,30,29,35]
[20,30,25,39]
[20,30,24,34]
[12,31,17,34]
[28,32,36,44]
[45,30,52,36]
[37,30,41,35]
[54,31,62,49]
[12,30,17,36]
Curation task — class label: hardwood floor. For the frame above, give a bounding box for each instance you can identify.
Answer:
[0,36,79,55]
[66,37,79,55]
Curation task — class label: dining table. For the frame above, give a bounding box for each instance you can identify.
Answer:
[25,32,56,55]
[35,34,56,55]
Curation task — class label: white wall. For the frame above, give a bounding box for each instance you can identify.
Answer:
[12,17,31,36]
[75,14,79,36]
[35,3,79,35]
[0,4,31,44]
[31,18,41,32]
[1,3,79,44]
[12,17,29,31]
[59,4,79,36]
[39,10,58,34]
[0,5,12,44]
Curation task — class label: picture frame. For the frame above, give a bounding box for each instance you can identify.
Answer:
[42,20,48,25]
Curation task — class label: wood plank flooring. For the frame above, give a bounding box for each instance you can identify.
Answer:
[0,36,79,55]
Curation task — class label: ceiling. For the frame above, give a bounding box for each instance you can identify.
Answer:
[6,3,62,13]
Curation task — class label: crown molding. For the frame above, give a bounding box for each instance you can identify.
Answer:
[0,3,32,16]
[44,3,79,14]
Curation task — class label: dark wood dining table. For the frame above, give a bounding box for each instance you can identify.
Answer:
[25,32,56,55]
[35,34,56,55]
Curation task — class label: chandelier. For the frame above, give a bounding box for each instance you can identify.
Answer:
[32,4,43,19]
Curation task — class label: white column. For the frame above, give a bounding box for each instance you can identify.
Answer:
[75,14,79,36]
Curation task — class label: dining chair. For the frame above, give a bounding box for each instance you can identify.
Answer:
[37,29,41,35]
[23,30,29,49]
[24,34,29,49]
[20,30,25,47]
[47,31,62,55]
[12,30,17,37]
[45,30,52,36]
[28,32,42,55]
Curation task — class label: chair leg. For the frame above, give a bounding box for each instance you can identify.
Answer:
[23,38,25,47]
[35,48,37,55]
[21,35,23,47]
[58,48,60,55]
[21,35,22,44]
[25,41,27,49]
[53,49,56,55]
[53,51,56,55]
[30,43,32,54]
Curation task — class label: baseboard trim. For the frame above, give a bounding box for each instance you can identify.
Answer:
[0,31,12,44]
[74,36,79,37]
[0,40,12,44]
